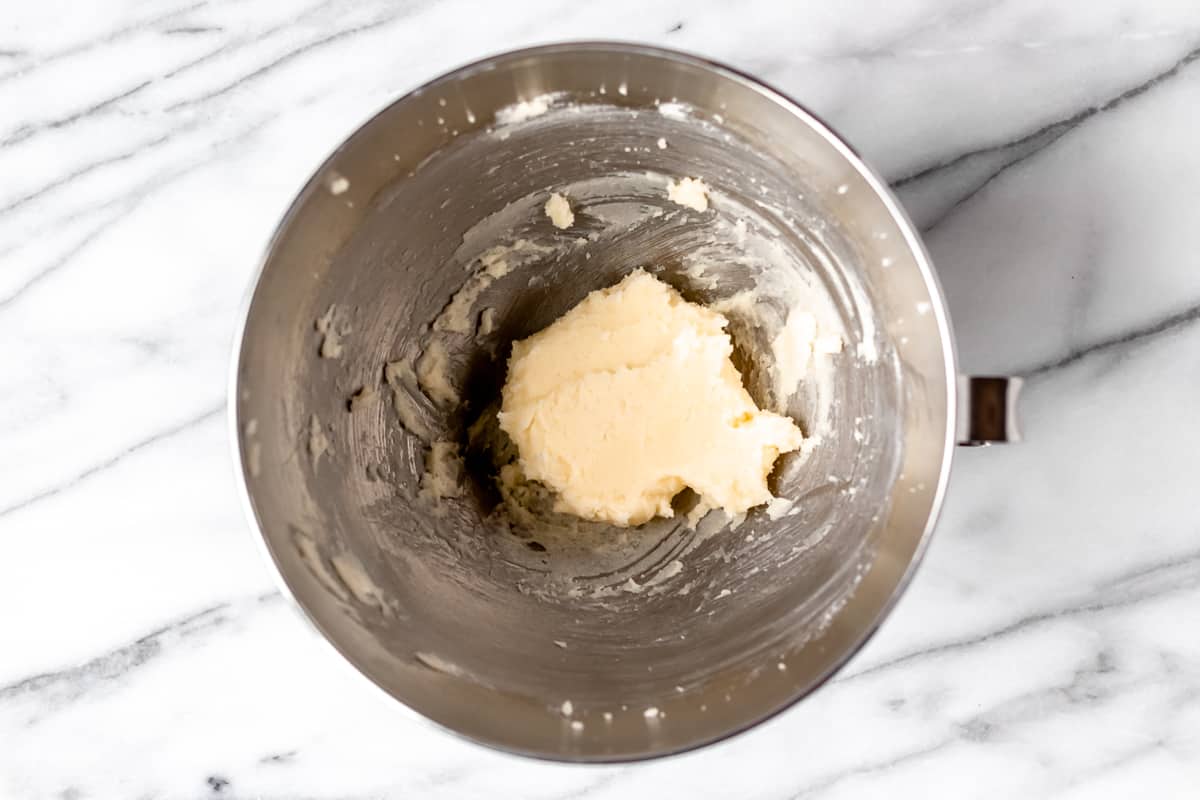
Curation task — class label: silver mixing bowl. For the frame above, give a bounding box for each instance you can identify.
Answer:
[231,42,1016,761]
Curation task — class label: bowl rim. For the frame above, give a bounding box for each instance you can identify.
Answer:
[228,39,960,763]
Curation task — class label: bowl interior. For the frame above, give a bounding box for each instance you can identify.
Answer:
[234,44,954,760]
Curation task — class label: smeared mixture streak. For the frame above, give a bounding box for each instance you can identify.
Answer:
[315,305,345,359]
[498,270,804,526]
[307,413,331,467]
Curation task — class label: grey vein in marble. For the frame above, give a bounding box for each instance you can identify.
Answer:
[0,592,280,726]
[0,403,223,518]
[895,39,1200,232]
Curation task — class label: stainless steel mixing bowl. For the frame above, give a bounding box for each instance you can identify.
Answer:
[231,42,1017,761]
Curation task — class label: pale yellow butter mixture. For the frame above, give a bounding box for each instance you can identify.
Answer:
[498,270,804,526]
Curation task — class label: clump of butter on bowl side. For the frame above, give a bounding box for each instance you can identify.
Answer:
[497,270,804,527]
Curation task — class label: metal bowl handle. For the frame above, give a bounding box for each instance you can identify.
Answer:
[957,376,1023,446]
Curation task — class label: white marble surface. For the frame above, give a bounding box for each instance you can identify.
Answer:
[3,0,1200,796]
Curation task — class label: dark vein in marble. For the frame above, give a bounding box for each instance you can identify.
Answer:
[972,667,1196,790]
[154,0,346,90]
[888,42,1200,380]
[1097,544,1200,589]
[545,769,631,800]
[955,648,1121,735]
[258,749,298,764]
[850,0,1005,61]
[163,25,224,35]
[0,1,206,84]
[1062,741,1168,791]
[0,35,233,153]
[840,552,1200,684]
[802,642,1188,796]
[0,113,275,299]
[0,592,280,723]
[789,738,955,798]
[0,131,174,214]
[897,40,1200,235]
[0,0,338,204]
[0,59,244,217]
[0,602,226,702]
[0,203,140,310]
[819,638,1191,796]
[1022,300,1200,377]
[166,12,400,111]
[0,30,243,156]
[0,402,224,519]
[1,79,153,148]
[935,651,1168,759]
[894,40,1200,188]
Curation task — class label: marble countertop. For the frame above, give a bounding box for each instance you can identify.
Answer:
[4,1,1200,797]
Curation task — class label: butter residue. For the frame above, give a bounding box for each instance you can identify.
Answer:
[498,270,804,526]
[495,94,555,125]
[415,340,458,407]
[348,385,376,413]
[544,192,574,229]
[667,177,710,212]
[419,440,463,504]
[328,174,350,196]
[477,307,498,339]
[658,101,691,120]
[765,496,795,520]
